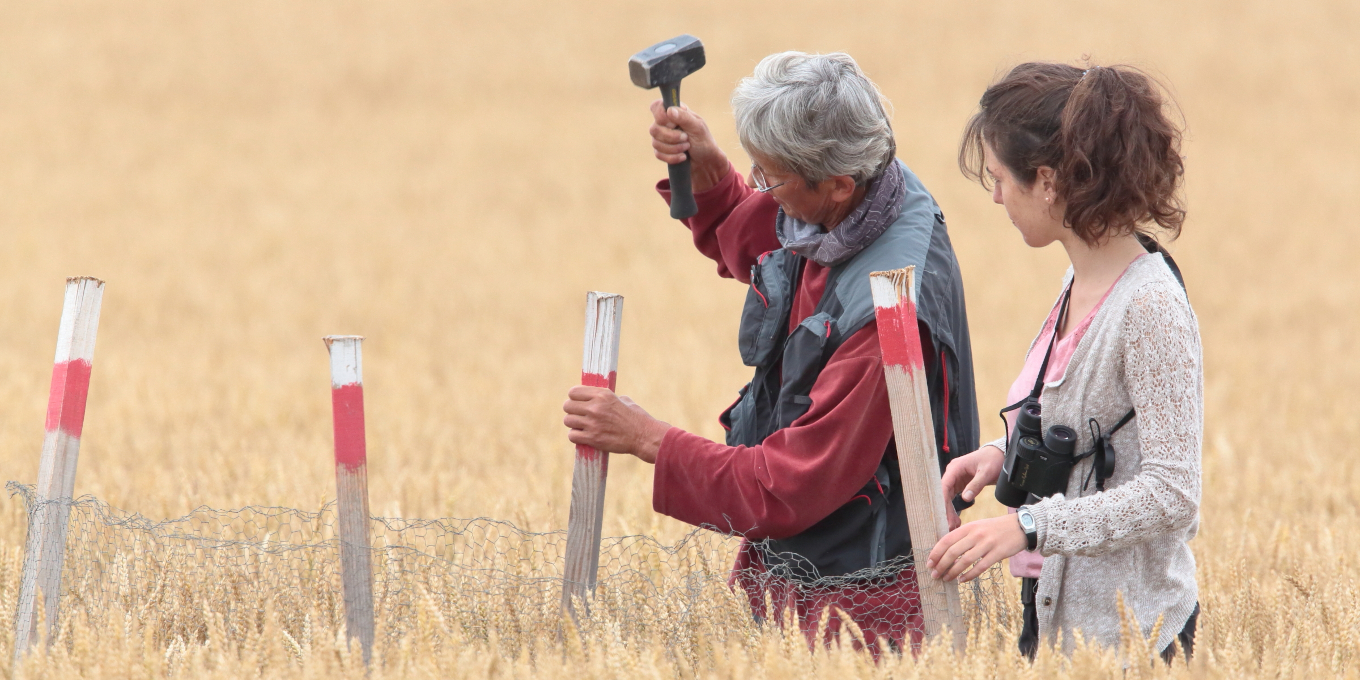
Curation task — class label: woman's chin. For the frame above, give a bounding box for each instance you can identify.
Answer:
[1013,224,1053,249]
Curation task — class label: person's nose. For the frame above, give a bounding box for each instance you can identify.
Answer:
[992,184,1003,205]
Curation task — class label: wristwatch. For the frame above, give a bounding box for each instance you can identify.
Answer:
[1017,506,1038,552]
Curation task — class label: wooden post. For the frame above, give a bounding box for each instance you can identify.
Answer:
[13,277,105,664]
[560,292,623,622]
[869,267,966,650]
[324,335,375,665]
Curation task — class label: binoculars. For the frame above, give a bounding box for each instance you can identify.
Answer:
[994,399,1079,508]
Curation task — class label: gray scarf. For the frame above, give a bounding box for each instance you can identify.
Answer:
[775,161,906,268]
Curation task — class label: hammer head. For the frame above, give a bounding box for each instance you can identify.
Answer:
[629,35,705,88]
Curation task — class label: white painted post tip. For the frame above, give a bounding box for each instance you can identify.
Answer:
[582,292,623,381]
[324,336,364,388]
[52,277,104,364]
[869,267,915,309]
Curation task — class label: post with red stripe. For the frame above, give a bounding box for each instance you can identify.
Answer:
[324,335,375,665]
[13,277,105,663]
[869,267,966,651]
[560,291,623,622]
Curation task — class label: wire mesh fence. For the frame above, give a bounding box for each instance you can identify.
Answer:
[7,481,1015,663]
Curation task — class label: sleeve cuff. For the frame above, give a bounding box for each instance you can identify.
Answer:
[651,426,689,516]
[1026,494,1064,556]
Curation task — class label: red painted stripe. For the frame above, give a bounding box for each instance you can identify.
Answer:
[331,383,367,469]
[874,298,925,369]
[576,443,606,464]
[45,359,93,437]
[577,371,617,462]
[581,371,617,391]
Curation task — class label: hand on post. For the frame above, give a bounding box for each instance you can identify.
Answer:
[929,444,1024,583]
[926,513,1029,583]
[563,386,670,464]
[648,100,730,193]
[940,444,1005,530]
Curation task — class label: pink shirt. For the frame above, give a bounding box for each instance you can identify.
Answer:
[1005,257,1142,577]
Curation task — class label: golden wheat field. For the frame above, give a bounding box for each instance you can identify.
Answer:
[0,1,1357,678]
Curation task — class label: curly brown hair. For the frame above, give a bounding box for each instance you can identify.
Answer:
[959,62,1185,245]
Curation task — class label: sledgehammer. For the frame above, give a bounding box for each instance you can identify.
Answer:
[629,35,705,220]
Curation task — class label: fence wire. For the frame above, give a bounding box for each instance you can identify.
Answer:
[7,481,1015,661]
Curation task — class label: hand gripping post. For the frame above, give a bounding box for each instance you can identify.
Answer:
[560,292,623,622]
[13,277,104,665]
[869,267,967,651]
[324,335,375,665]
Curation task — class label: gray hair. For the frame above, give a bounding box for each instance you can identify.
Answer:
[732,51,895,187]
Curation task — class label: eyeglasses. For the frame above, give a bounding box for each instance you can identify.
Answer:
[750,164,787,194]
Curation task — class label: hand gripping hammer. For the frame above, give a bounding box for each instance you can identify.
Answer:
[629,35,705,220]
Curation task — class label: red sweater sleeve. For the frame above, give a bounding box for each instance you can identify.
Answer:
[651,322,893,539]
[657,163,781,284]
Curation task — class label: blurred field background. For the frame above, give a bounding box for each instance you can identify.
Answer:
[0,1,1356,677]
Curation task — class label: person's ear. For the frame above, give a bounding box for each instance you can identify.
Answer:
[828,175,858,202]
[1034,166,1058,203]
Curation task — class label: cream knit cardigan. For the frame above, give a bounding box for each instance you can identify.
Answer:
[987,253,1203,655]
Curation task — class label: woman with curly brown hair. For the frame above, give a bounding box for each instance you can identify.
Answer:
[925,62,1202,663]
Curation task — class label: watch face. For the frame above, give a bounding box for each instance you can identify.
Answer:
[1018,511,1036,532]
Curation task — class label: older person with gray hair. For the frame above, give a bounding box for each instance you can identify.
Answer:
[563,51,977,649]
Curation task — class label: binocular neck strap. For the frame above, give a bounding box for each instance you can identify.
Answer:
[1029,284,1074,401]
[997,283,1074,440]
[1106,408,1136,436]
